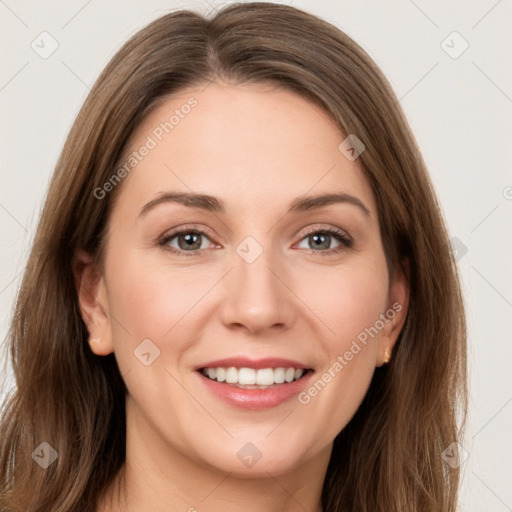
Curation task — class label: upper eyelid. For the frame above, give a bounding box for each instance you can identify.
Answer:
[300,225,351,239]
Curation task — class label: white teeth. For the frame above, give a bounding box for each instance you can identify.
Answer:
[201,366,307,386]
[285,367,295,382]
[216,367,226,382]
[225,367,238,384]
[238,368,256,385]
[274,367,285,384]
[256,368,274,386]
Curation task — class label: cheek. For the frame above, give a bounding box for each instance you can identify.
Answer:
[297,253,389,353]
[112,264,208,335]
[290,256,388,434]
[103,252,217,420]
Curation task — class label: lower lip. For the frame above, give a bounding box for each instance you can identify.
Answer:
[196,371,314,410]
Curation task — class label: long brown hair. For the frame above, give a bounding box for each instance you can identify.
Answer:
[0,3,467,511]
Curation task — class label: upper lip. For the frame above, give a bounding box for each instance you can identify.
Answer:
[195,357,312,371]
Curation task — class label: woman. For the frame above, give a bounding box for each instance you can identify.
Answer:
[0,2,467,511]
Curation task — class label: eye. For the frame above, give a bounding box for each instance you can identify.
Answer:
[159,225,215,256]
[296,227,352,255]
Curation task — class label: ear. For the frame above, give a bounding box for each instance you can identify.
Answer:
[71,249,114,356]
[376,258,410,367]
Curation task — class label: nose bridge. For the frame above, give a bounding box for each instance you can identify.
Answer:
[220,236,294,333]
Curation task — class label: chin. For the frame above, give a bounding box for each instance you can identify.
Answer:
[183,431,316,479]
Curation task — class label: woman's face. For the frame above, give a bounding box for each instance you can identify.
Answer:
[79,81,408,477]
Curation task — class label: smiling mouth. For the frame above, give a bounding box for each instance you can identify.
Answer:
[199,366,312,389]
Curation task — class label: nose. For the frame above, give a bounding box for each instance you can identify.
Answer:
[219,248,296,336]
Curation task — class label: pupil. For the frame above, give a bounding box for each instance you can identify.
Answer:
[180,233,200,249]
[311,234,329,250]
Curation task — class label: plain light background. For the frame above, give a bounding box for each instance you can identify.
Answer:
[1,0,511,510]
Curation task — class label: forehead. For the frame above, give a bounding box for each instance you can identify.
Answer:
[114,82,376,218]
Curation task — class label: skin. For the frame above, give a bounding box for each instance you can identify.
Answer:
[73,81,409,512]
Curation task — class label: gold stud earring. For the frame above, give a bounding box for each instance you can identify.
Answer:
[88,337,100,347]
[383,347,392,364]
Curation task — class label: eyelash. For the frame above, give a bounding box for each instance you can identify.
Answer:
[158,224,353,257]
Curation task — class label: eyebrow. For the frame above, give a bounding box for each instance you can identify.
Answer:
[138,191,371,218]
